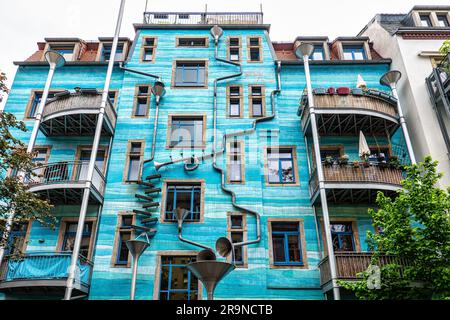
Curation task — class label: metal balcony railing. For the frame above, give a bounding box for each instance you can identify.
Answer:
[143,12,264,25]
[0,252,93,287]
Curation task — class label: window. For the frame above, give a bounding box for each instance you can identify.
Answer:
[249,85,265,117]
[177,37,208,47]
[61,221,93,259]
[270,221,305,266]
[101,43,125,62]
[141,37,157,62]
[159,255,199,300]
[228,214,247,267]
[164,183,202,222]
[113,214,134,266]
[311,44,325,61]
[228,37,241,62]
[76,148,107,181]
[168,115,205,148]
[368,147,391,163]
[320,147,342,162]
[227,141,244,183]
[227,85,243,117]
[173,61,207,87]
[26,91,58,118]
[4,222,29,255]
[342,44,366,60]
[125,141,144,182]
[419,14,433,27]
[330,222,356,252]
[436,14,450,27]
[266,147,297,184]
[107,90,119,108]
[133,85,151,117]
[48,44,75,61]
[247,37,262,62]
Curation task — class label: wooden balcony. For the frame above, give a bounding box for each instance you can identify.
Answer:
[40,90,117,136]
[143,12,264,25]
[318,252,408,293]
[309,163,403,204]
[0,252,93,297]
[299,89,399,135]
[26,161,105,205]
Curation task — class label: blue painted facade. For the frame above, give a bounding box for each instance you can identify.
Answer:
[0,20,407,300]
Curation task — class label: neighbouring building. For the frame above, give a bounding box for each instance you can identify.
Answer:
[360,5,450,187]
[0,10,413,300]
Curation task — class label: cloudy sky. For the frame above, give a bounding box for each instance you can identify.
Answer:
[1,0,448,107]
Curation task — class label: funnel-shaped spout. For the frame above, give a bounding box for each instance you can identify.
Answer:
[175,208,189,229]
[294,42,314,59]
[44,50,66,68]
[152,81,166,99]
[187,261,235,300]
[216,237,233,258]
[126,239,150,260]
[210,25,224,42]
[380,70,402,88]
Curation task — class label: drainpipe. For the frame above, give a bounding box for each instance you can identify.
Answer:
[0,50,65,268]
[64,0,126,301]
[296,43,340,300]
[380,71,416,164]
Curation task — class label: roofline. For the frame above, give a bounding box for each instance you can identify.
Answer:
[14,61,120,67]
[396,27,450,34]
[279,59,392,66]
[133,23,271,31]
[44,38,82,43]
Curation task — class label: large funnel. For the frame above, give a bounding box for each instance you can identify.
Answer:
[44,50,66,69]
[126,239,150,259]
[187,261,235,300]
[294,42,314,59]
[380,70,402,88]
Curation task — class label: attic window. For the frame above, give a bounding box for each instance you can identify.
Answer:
[342,44,366,60]
[436,14,450,27]
[49,44,75,61]
[419,14,432,27]
[311,45,325,61]
[101,43,125,62]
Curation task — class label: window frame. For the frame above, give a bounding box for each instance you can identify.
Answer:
[171,60,209,89]
[227,36,242,62]
[249,85,266,118]
[418,13,433,27]
[123,140,145,183]
[24,89,66,120]
[226,140,245,184]
[111,212,136,267]
[160,179,205,224]
[435,12,450,27]
[132,85,152,118]
[175,36,209,48]
[247,36,263,63]
[44,42,80,62]
[342,44,367,60]
[320,218,361,256]
[4,221,32,256]
[227,84,244,118]
[140,36,158,63]
[166,114,207,149]
[97,41,128,62]
[268,218,308,269]
[74,145,109,179]
[264,146,300,186]
[56,217,97,261]
[227,213,247,268]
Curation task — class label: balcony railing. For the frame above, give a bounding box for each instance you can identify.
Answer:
[0,252,93,294]
[318,252,408,287]
[26,161,106,204]
[143,12,264,25]
[309,163,403,196]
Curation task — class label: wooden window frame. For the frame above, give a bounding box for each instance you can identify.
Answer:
[226,213,248,268]
[153,251,204,300]
[320,217,361,256]
[171,59,209,89]
[132,84,152,118]
[226,140,245,184]
[248,85,266,118]
[338,41,372,61]
[263,145,300,187]
[123,140,145,184]
[43,42,80,62]
[268,218,308,269]
[111,212,136,268]
[247,36,263,63]
[96,41,129,62]
[160,179,205,224]
[226,84,244,118]
[140,36,158,63]
[24,89,66,120]
[227,36,242,62]
[166,114,207,149]
[73,145,109,181]
[56,217,98,261]
[434,12,450,27]
[175,36,209,48]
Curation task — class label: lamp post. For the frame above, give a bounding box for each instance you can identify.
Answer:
[0,50,65,267]
[380,70,416,164]
[295,42,340,300]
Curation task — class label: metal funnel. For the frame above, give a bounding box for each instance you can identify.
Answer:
[294,42,314,59]
[126,239,150,259]
[187,261,235,300]
[210,25,224,43]
[44,50,66,68]
[175,208,189,230]
[380,70,402,87]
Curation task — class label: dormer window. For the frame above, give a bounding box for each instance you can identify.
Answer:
[101,43,125,62]
[436,14,449,27]
[311,45,325,61]
[342,44,366,60]
[419,14,433,27]
[49,44,75,61]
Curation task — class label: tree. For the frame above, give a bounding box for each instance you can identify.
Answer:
[0,71,55,254]
[340,157,450,299]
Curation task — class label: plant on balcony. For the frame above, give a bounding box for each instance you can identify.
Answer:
[389,155,401,170]
[340,157,450,300]
[0,74,55,254]
[352,160,360,168]
[338,154,349,166]
[324,156,334,166]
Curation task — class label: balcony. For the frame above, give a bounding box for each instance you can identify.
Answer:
[309,163,403,204]
[426,53,450,156]
[143,12,264,25]
[318,252,408,293]
[0,252,93,297]
[40,90,117,136]
[26,161,105,205]
[299,89,399,135]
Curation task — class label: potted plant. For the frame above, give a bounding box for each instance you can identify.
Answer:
[389,156,400,170]
[353,160,360,168]
[360,152,370,168]
[338,154,349,166]
[324,156,334,166]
